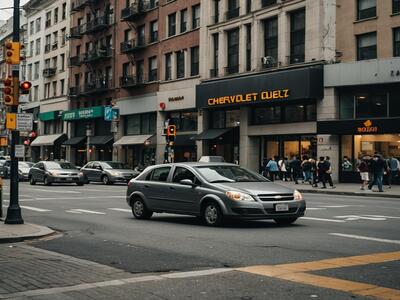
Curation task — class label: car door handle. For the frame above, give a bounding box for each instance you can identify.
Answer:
[144,184,150,188]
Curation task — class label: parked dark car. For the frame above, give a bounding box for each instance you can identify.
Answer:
[126,162,306,226]
[80,161,140,185]
[19,161,34,181]
[0,160,10,178]
[29,161,85,186]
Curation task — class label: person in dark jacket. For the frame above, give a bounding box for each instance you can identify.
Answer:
[324,156,335,188]
[357,156,370,190]
[368,154,387,192]
[290,156,301,184]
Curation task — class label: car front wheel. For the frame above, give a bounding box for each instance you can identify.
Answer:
[274,217,298,225]
[44,176,51,186]
[29,176,36,185]
[131,198,153,219]
[102,175,112,185]
[202,202,223,227]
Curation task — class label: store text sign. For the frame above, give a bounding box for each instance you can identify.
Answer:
[207,89,290,106]
[357,120,378,133]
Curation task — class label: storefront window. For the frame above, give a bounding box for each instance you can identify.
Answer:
[225,110,240,127]
[169,111,198,132]
[44,121,51,135]
[125,115,141,135]
[389,89,400,117]
[251,104,315,125]
[339,94,354,119]
[211,111,225,129]
[285,105,305,123]
[355,93,387,118]
[264,136,317,161]
[252,106,281,125]
[284,140,299,158]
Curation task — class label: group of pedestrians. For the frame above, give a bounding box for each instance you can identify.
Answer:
[262,155,336,189]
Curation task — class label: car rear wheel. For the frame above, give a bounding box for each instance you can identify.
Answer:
[131,198,153,220]
[274,217,298,225]
[44,176,51,186]
[102,175,112,185]
[202,202,223,227]
[29,176,36,185]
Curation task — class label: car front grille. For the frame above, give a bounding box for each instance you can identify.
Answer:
[265,207,298,214]
[232,208,264,215]
[258,193,294,201]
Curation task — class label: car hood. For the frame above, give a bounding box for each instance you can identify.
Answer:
[214,181,294,196]
[48,169,79,174]
[19,167,31,173]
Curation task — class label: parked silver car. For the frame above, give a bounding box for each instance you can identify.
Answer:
[126,162,306,226]
[29,161,85,186]
[80,161,140,185]
[19,161,34,181]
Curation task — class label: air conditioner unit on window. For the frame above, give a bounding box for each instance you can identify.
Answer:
[261,56,276,67]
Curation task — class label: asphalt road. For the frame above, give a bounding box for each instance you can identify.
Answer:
[1,181,400,299]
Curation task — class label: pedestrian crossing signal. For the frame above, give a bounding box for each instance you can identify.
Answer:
[167,125,176,137]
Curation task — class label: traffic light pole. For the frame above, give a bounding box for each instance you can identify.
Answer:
[5,0,23,224]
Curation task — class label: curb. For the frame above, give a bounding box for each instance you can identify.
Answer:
[297,189,400,199]
[0,223,56,244]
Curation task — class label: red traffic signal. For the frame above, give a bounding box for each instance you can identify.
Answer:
[3,76,17,105]
[167,125,176,137]
[20,81,32,94]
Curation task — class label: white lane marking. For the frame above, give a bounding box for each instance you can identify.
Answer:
[160,268,232,279]
[20,205,51,212]
[80,188,124,193]
[363,215,400,220]
[108,208,131,213]
[17,196,125,201]
[65,210,83,214]
[301,217,346,223]
[319,205,364,208]
[68,209,106,215]
[330,233,400,245]
[24,188,81,194]
[335,215,387,221]
[307,208,327,211]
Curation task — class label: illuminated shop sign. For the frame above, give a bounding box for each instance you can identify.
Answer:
[357,120,378,133]
[207,89,290,106]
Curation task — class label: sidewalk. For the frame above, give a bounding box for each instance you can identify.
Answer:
[277,180,400,198]
[0,220,54,243]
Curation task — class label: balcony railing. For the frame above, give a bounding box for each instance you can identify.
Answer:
[71,0,95,12]
[69,86,80,97]
[43,68,57,77]
[120,75,146,88]
[85,15,112,34]
[225,65,239,75]
[225,7,240,21]
[121,1,159,21]
[69,55,82,66]
[70,25,85,39]
[120,38,146,53]
[82,79,113,94]
[83,49,112,63]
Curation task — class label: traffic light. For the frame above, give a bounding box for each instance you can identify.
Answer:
[4,41,20,65]
[24,131,37,146]
[3,77,19,106]
[167,125,176,141]
[20,81,32,94]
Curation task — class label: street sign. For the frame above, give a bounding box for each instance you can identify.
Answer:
[16,113,33,131]
[6,113,16,130]
[104,106,113,121]
[15,145,25,158]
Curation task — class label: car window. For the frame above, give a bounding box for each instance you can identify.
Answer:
[93,162,101,169]
[195,165,267,183]
[172,167,198,183]
[85,162,93,169]
[151,167,171,182]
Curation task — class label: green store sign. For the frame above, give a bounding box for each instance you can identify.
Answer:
[62,106,104,121]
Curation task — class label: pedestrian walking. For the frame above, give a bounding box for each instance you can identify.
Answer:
[278,157,288,181]
[325,156,335,188]
[290,156,301,184]
[309,158,318,187]
[341,156,353,171]
[368,154,387,192]
[357,156,370,190]
[317,157,335,188]
[386,155,400,188]
[301,156,312,184]
[266,157,279,182]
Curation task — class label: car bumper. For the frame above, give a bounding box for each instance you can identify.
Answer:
[225,200,306,219]
[109,175,133,183]
[19,173,29,180]
[48,176,85,183]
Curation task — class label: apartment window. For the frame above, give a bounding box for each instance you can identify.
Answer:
[357,0,376,20]
[246,0,251,13]
[52,57,58,69]
[60,54,65,71]
[28,64,32,81]
[137,25,145,45]
[62,3,66,20]
[54,8,59,24]
[52,81,57,97]
[191,46,199,76]
[61,28,66,46]
[34,86,38,101]
[45,34,51,53]
[45,59,51,69]
[36,18,41,32]
[124,29,130,42]
[136,60,144,82]
[30,41,34,57]
[168,13,176,37]
[44,83,50,99]
[290,9,305,64]
[34,62,39,80]
[227,28,239,74]
[227,0,239,20]
[357,32,377,60]
[150,20,158,43]
[30,21,34,34]
[180,9,187,33]
[212,33,219,77]
[213,0,220,23]
[176,51,185,78]
[263,17,278,67]
[35,38,41,55]
[394,0,400,14]
[46,11,51,28]
[192,5,200,29]
[394,28,400,56]
[53,31,58,49]
[165,53,172,80]
[60,79,65,95]
[122,63,130,77]
[262,0,277,7]
[149,56,158,81]
[246,24,251,71]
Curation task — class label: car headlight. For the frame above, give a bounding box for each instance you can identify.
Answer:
[79,172,84,176]
[226,191,255,202]
[49,171,60,176]
[294,190,303,201]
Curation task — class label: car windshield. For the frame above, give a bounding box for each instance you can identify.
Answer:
[44,162,75,170]
[195,165,267,183]
[19,162,33,168]
[100,162,128,169]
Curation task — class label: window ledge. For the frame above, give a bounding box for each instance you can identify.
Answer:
[353,16,377,24]
[161,28,199,42]
[391,12,400,17]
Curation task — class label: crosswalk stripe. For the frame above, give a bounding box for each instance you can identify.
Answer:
[301,217,346,223]
[20,205,51,212]
[108,208,131,213]
[330,233,400,245]
[68,209,106,215]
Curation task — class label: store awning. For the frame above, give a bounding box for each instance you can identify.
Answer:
[113,134,154,146]
[89,135,113,146]
[62,136,86,146]
[30,134,67,147]
[195,128,232,140]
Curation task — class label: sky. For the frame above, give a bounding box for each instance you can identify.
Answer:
[0,0,30,21]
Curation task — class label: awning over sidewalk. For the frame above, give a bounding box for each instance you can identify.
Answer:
[62,136,86,146]
[89,135,113,146]
[30,134,67,147]
[195,128,232,140]
[113,134,154,146]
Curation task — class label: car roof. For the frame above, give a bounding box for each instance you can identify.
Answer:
[153,162,238,168]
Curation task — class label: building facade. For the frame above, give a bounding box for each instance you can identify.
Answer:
[196,0,335,172]
[320,0,400,183]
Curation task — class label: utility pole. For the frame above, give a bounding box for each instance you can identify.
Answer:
[5,0,23,224]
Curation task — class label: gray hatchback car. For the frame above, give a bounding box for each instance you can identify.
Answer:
[126,162,306,226]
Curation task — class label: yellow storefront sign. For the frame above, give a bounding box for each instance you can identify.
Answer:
[6,113,16,130]
[207,89,290,106]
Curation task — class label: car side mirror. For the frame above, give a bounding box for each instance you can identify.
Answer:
[180,179,196,187]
